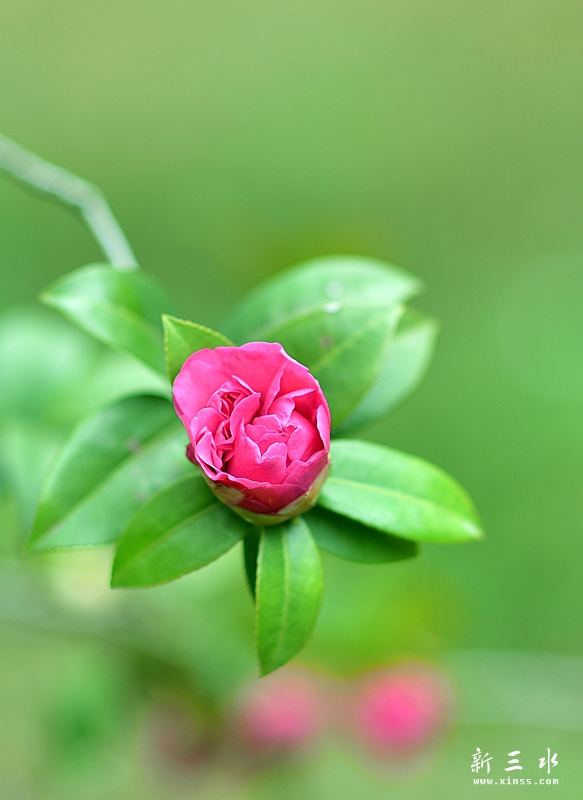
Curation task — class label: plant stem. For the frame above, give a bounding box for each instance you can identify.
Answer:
[0,132,138,270]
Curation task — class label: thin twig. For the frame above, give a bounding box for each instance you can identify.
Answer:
[0,132,138,270]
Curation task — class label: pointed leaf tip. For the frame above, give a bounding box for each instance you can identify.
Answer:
[255,518,323,675]
[318,439,483,544]
[163,315,232,383]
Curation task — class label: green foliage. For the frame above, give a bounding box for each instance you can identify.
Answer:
[280,303,404,426]
[223,256,420,425]
[162,314,232,383]
[29,395,192,550]
[318,439,482,543]
[0,308,99,426]
[243,528,260,597]
[223,255,422,342]
[41,264,171,374]
[336,309,439,434]
[112,475,249,587]
[304,505,418,563]
[4,205,479,673]
[255,518,323,675]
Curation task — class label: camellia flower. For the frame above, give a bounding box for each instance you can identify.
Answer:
[173,341,331,525]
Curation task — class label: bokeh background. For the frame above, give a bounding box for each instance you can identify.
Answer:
[1,1,583,797]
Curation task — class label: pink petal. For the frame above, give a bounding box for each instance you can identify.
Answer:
[285,410,322,462]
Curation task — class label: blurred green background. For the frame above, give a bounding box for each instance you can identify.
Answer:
[1,0,583,797]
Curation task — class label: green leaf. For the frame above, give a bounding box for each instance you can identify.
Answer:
[336,310,439,433]
[304,506,418,563]
[282,304,404,426]
[243,528,261,598]
[41,263,171,374]
[223,257,417,426]
[29,395,193,550]
[255,518,323,675]
[111,476,249,587]
[318,439,482,543]
[163,315,232,383]
[223,255,422,343]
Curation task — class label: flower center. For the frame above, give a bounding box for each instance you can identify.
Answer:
[192,374,321,480]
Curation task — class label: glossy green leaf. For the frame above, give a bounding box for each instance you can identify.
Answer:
[163,315,232,383]
[304,506,418,563]
[284,304,404,425]
[224,257,416,425]
[111,476,249,587]
[255,518,323,675]
[243,528,261,598]
[223,255,422,343]
[29,395,192,550]
[336,310,439,433]
[41,263,171,374]
[318,439,482,543]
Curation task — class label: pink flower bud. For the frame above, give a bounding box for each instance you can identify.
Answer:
[353,663,452,756]
[237,672,325,753]
[173,342,331,525]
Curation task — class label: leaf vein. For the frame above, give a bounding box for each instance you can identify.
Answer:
[115,500,222,576]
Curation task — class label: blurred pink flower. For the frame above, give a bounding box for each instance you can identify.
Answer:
[352,662,452,756]
[237,671,325,753]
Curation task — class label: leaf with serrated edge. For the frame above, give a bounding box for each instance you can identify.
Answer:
[304,506,418,563]
[255,518,323,675]
[29,395,193,550]
[318,439,482,543]
[223,255,422,343]
[41,263,170,374]
[163,315,232,383]
[336,310,438,433]
[111,476,249,587]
